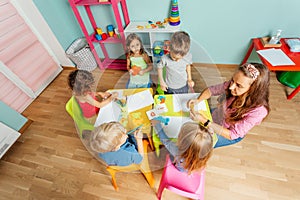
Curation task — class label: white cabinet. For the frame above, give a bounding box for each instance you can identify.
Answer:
[124,21,180,56]
[0,122,21,159]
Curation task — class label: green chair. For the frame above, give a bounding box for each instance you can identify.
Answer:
[65,96,94,138]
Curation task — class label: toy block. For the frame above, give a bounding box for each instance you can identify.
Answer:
[107,24,114,32]
[96,28,103,35]
[108,31,114,37]
[102,33,108,40]
[95,34,102,41]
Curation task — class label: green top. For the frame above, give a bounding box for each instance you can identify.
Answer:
[129,56,150,84]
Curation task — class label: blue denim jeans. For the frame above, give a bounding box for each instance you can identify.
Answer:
[165,84,189,94]
[214,135,244,148]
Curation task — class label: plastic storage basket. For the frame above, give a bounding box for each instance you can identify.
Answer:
[66,38,97,71]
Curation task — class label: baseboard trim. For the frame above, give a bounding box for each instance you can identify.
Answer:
[18,118,33,134]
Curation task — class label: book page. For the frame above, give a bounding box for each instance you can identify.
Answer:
[126,89,154,113]
[173,93,207,112]
[161,116,193,138]
[94,101,121,127]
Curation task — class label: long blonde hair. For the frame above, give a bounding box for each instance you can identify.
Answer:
[177,122,213,173]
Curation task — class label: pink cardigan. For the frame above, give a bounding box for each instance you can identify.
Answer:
[209,81,268,139]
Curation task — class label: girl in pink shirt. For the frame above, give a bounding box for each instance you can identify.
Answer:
[68,70,117,123]
[188,63,270,148]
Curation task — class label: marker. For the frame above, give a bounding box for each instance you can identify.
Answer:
[103,93,112,100]
[127,125,143,135]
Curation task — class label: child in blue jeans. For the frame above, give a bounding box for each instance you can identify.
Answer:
[152,120,213,173]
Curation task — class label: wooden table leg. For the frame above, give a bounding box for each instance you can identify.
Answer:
[287,85,300,100]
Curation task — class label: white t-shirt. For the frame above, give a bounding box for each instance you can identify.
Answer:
[157,52,192,89]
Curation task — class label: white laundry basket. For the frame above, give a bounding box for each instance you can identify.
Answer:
[66,37,97,71]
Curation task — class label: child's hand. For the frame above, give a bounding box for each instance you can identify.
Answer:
[188,79,195,88]
[133,128,143,141]
[160,82,168,91]
[190,109,207,124]
[111,92,118,99]
[138,69,145,75]
[187,99,198,109]
[128,69,134,75]
[107,93,119,102]
[150,119,160,126]
[102,92,112,99]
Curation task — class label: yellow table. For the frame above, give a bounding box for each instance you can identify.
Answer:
[152,94,218,156]
[107,88,154,149]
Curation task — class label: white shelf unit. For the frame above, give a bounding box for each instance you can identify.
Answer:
[124,21,180,56]
[0,122,21,159]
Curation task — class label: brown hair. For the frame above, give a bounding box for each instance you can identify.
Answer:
[68,69,95,96]
[126,33,146,56]
[89,122,126,153]
[224,63,270,123]
[170,31,190,56]
[177,122,213,173]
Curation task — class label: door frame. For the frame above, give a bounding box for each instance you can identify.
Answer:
[10,0,74,67]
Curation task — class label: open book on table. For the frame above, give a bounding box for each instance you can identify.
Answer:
[94,89,154,128]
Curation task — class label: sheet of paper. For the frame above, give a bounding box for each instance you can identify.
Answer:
[146,109,159,120]
[94,101,121,127]
[173,93,198,112]
[256,49,295,66]
[172,93,207,112]
[161,116,193,138]
[194,100,207,112]
[126,89,154,113]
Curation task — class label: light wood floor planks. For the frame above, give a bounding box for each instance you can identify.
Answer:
[0,64,299,200]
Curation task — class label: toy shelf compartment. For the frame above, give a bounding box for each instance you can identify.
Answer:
[125,21,180,33]
[69,0,129,70]
[90,33,123,44]
[124,21,180,56]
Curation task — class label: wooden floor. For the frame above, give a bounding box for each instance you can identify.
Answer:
[0,64,300,200]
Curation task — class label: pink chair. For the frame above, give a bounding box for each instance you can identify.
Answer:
[157,154,206,200]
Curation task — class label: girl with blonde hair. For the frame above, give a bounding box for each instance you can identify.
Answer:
[152,121,213,173]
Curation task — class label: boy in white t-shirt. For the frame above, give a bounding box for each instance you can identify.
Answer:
[157,31,194,94]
